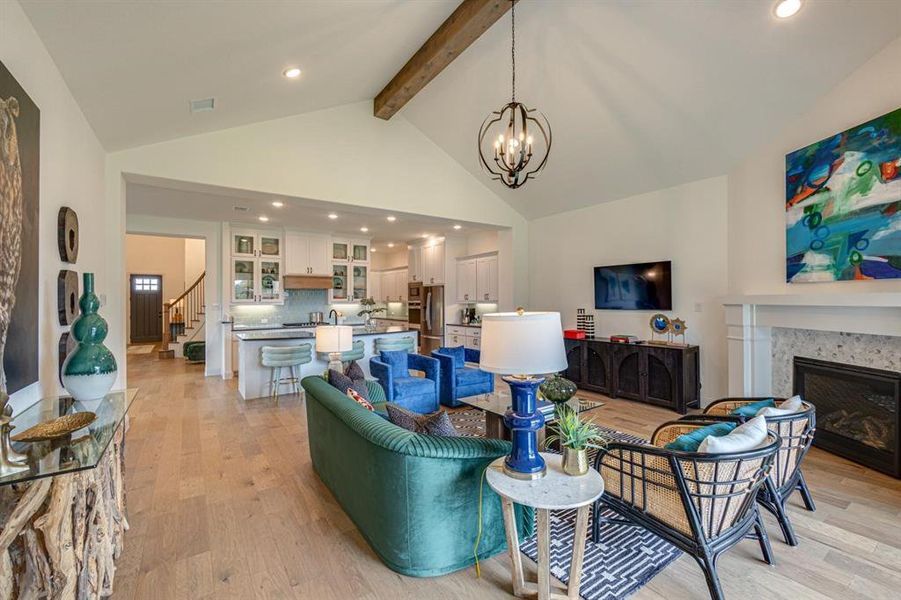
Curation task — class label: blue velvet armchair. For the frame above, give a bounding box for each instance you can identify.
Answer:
[431,347,494,408]
[370,351,440,414]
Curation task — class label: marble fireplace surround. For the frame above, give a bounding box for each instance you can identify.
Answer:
[723,293,901,398]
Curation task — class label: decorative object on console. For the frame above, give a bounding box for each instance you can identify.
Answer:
[610,334,641,344]
[1,59,41,404]
[538,374,577,405]
[357,297,385,330]
[57,269,79,326]
[563,329,585,340]
[316,325,353,372]
[11,411,97,442]
[669,317,687,344]
[58,332,76,385]
[0,391,27,475]
[62,273,118,402]
[544,404,606,476]
[575,308,595,337]
[786,106,900,282]
[479,309,567,479]
[57,206,79,263]
[648,313,671,344]
[477,1,551,190]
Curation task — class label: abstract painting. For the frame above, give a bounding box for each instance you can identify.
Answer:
[0,60,40,400]
[786,107,900,282]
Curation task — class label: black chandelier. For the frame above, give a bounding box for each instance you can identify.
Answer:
[478,0,551,190]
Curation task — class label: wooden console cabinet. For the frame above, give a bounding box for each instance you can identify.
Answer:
[564,339,700,414]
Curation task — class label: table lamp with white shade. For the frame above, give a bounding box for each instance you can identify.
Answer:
[479,310,568,479]
[315,325,353,372]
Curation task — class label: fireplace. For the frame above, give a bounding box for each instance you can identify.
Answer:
[794,357,900,478]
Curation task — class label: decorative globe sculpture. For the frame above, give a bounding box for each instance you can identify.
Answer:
[539,374,577,404]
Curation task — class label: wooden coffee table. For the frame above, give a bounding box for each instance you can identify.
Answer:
[464,393,604,443]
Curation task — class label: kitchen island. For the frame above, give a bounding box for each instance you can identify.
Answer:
[236,326,418,400]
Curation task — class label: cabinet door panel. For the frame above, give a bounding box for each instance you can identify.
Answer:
[260,234,281,258]
[308,235,331,275]
[645,347,679,409]
[409,247,422,282]
[232,232,255,257]
[285,233,308,274]
[259,260,282,301]
[611,346,642,400]
[331,264,348,301]
[584,341,608,392]
[370,272,382,303]
[457,259,477,302]
[352,265,368,301]
[563,340,583,384]
[476,255,498,302]
[231,258,256,303]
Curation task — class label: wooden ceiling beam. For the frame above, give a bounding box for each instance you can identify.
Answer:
[373,0,516,120]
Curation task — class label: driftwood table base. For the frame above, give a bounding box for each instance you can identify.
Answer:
[0,426,127,599]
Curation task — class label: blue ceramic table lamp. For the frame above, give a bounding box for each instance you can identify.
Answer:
[479,310,568,479]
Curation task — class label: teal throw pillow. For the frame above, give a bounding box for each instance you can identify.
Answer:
[380,350,409,380]
[665,422,737,452]
[730,399,775,418]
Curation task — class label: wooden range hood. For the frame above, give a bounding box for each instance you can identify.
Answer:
[284,274,332,290]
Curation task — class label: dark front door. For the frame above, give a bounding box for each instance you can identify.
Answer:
[130,275,162,343]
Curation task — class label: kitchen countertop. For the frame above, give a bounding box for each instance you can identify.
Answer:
[449,323,481,328]
[235,325,416,341]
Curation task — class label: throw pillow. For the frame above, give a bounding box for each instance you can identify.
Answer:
[328,368,370,401]
[380,350,409,380]
[438,346,466,368]
[730,399,775,418]
[664,421,737,452]
[758,395,805,417]
[344,360,365,382]
[385,403,459,437]
[698,415,769,454]
[347,388,374,411]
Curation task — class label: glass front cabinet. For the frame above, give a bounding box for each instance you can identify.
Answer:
[330,238,369,302]
[230,228,283,304]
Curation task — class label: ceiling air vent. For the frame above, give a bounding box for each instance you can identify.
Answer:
[233,206,249,212]
[190,97,215,113]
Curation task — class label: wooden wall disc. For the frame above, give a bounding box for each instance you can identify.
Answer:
[58,206,80,263]
[58,331,77,385]
[58,269,80,325]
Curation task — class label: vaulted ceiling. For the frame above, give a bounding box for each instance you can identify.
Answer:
[20,0,901,219]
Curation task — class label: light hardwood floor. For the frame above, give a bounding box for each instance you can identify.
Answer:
[112,353,901,600]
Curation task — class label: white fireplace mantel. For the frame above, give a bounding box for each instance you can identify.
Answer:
[723,293,901,397]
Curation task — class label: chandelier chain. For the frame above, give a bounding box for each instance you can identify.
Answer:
[511,0,515,102]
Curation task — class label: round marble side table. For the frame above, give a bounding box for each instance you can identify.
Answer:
[486,452,604,600]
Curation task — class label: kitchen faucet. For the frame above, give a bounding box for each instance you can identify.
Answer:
[328,309,339,325]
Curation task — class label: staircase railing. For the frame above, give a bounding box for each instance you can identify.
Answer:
[159,271,205,358]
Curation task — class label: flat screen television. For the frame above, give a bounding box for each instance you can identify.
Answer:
[594,261,672,310]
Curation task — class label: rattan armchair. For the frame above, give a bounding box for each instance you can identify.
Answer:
[698,397,817,546]
[591,420,781,600]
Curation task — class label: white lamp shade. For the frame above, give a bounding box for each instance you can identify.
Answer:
[315,325,353,353]
[479,312,567,375]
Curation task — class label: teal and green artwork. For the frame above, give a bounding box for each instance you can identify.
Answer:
[785,107,900,282]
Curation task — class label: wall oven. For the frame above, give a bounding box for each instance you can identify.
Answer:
[407,282,423,330]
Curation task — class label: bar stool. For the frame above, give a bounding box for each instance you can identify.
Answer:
[261,344,312,403]
[374,336,416,354]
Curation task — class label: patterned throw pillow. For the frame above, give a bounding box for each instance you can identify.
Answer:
[385,403,459,437]
[347,388,374,411]
[328,368,370,400]
[344,360,365,381]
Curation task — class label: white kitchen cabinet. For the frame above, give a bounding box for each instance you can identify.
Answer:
[376,269,408,302]
[397,269,408,301]
[285,232,331,275]
[408,246,423,282]
[422,242,445,285]
[333,238,369,264]
[476,255,498,302]
[232,229,281,259]
[230,257,283,304]
[446,325,480,351]
[370,271,383,302]
[456,258,477,303]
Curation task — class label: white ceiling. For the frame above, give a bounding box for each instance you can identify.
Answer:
[20,0,458,151]
[125,178,502,250]
[22,0,901,219]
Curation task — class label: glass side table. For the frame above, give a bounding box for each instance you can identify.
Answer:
[487,452,604,600]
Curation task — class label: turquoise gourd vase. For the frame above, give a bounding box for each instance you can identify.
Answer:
[62,273,117,401]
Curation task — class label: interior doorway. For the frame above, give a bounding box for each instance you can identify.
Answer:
[129,274,163,343]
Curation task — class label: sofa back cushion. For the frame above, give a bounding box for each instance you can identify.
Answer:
[438,346,466,369]
[380,350,410,379]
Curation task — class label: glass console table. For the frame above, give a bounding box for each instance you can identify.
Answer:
[0,389,137,487]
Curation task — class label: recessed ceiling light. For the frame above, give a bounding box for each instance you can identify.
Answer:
[328,213,338,220]
[387,215,396,222]
[774,0,802,18]
[259,216,269,222]
[387,242,395,248]
[360,227,369,233]
[371,248,377,253]
[283,67,302,79]
[453,224,462,230]
[271,201,284,208]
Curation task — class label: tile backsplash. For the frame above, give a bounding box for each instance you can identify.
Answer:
[229,289,406,326]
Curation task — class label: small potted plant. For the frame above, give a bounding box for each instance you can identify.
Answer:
[545,404,607,476]
[357,297,386,330]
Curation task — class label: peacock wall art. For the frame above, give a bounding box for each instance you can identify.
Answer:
[0,60,40,413]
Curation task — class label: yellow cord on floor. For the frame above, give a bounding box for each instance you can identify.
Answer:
[473,465,488,578]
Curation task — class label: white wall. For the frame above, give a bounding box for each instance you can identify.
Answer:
[466,230,500,255]
[529,176,730,403]
[728,36,901,296]
[371,248,408,270]
[1,0,108,414]
[184,238,205,288]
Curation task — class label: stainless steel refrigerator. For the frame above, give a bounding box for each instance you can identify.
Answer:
[420,285,445,355]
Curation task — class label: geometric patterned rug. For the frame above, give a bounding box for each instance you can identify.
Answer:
[450,409,682,600]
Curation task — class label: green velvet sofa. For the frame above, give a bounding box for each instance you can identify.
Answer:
[301,376,534,577]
